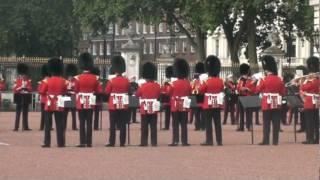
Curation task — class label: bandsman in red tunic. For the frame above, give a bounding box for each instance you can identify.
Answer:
[39,58,67,148]
[236,63,255,131]
[105,56,130,147]
[198,55,224,146]
[160,66,173,130]
[64,64,78,130]
[38,64,52,131]
[168,58,191,146]
[136,62,161,146]
[74,53,102,148]
[300,56,319,144]
[191,62,205,130]
[13,63,32,131]
[256,55,286,145]
[91,67,103,130]
[0,74,6,110]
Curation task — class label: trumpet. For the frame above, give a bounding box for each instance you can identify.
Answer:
[285,72,320,87]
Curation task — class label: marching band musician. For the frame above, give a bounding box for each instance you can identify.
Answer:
[160,66,173,130]
[223,74,236,125]
[105,56,130,147]
[0,74,6,111]
[75,53,103,148]
[191,62,205,131]
[199,55,224,146]
[236,63,255,132]
[300,56,319,144]
[64,64,78,131]
[39,58,67,148]
[13,63,32,131]
[91,67,103,130]
[135,62,161,146]
[256,55,286,145]
[168,58,191,146]
[38,64,52,131]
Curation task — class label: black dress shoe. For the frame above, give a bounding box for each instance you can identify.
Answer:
[76,144,86,148]
[161,128,169,130]
[200,142,213,146]
[120,144,126,147]
[272,143,278,146]
[302,141,314,144]
[236,128,244,132]
[194,128,200,131]
[222,122,226,125]
[41,144,50,148]
[24,128,32,131]
[105,144,115,147]
[217,142,223,146]
[151,144,157,147]
[13,129,18,131]
[182,143,190,146]
[87,144,92,147]
[139,144,147,147]
[58,145,65,148]
[73,128,79,131]
[132,121,140,124]
[168,143,178,146]
[297,129,305,133]
[279,129,283,132]
[258,142,269,145]
[39,128,44,131]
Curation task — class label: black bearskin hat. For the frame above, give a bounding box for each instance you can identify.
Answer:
[165,66,173,79]
[48,57,63,76]
[111,55,126,74]
[295,65,308,76]
[142,62,157,80]
[173,58,189,79]
[261,55,278,75]
[195,62,205,74]
[306,56,319,73]
[205,55,221,77]
[65,64,78,77]
[91,67,100,76]
[17,63,28,75]
[41,64,50,77]
[79,52,94,71]
[239,63,250,75]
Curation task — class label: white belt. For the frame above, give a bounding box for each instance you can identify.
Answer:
[77,93,96,105]
[111,93,129,105]
[305,93,320,105]
[140,99,160,112]
[47,95,66,108]
[205,93,224,105]
[174,96,191,109]
[263,93,282,105]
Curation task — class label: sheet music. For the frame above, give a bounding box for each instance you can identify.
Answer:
[199,73,208,83]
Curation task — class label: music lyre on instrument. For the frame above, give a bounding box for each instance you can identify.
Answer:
[285,72,320,87]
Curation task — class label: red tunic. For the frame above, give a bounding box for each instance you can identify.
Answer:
[38,78,48,104]
[0,80,6,105]
[199,77,224,109]
[13,76,32,93]
[105,75,130,111]
[255,74,286,111]
[136,81,161,115]
[74,72,102,110]
[226,80,236,92]
[300,78,320,109]
[39,76,67,112]
[160,83,171,106]
[236,77,255,96]
[168,79,191,112]
[66,77,77,95]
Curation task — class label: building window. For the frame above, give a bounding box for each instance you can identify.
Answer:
[159,23,164,33]
[158,42,162,54]
[92,43,97,56]
[215,39,219,57]
[287,38,296,57]
[136,22,140,34]
[174,41,179,53]
[150,25,155,34]
[191,45,195,53]
[100,43,104,56]
[150,42,154,54]
[143,24,148,34]
[182,41,187,53]
[115,24,119,35]
[107,43,111,55]
[143,42,147,54]
[107,24,113,34]
[166,24,170,33]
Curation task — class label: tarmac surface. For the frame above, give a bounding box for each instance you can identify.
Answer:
[0,111,319,180]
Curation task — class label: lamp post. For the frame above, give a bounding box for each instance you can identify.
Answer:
[313,28,320,55]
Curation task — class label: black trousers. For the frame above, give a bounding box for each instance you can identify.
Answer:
[193,107,204,130]
[204,109,222,144]
[14,103,29,130]
[171,111,188,144]
[262,110,281,145]
[93,105,101,130]
[78,109,93,146]
[109,110,129,145]
[223,100,235,124]
[300,111,306,131]
[164,105,171,129]
[281,105,288,125]
[43,111,65,147]
[254,109,260,124]
[129,107,137,123]
[40,103,52,130]
[238,102,253,130]
[304,109,319,143]
[63,107,77,130]
[141,114,157,145]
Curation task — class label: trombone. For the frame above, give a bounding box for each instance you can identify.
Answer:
[285,72,320,87]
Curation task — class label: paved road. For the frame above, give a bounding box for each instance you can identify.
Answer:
[0,112,318,180]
